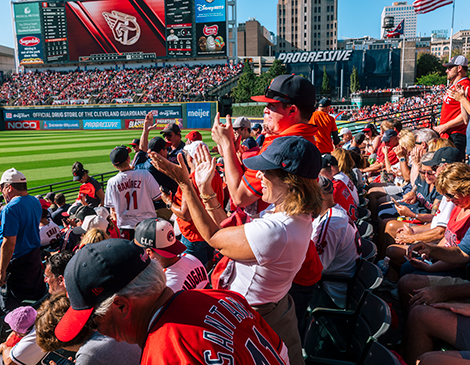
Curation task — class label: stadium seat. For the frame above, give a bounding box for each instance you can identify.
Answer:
[304,291,391,363]
[360,239,377,262]
[357,207,371,222]
[359,196,369,207]
[357,221,373,240]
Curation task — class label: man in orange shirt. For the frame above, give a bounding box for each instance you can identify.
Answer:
[309,98,340,153]
[212,74,318,214]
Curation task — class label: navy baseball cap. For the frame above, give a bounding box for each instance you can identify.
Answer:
[251,75,316,106]
[55,239,151,342]
[243,136,321,179]
[252,123,262,131]
[382,129,398,142]
[72,169,85,181]
[322,154,338,168]
[319,98,332,107]
[423,147,464,166]
[110,146,130,165]
[129,139,140,147]
[148,137,170,152]
[362,123,375,133]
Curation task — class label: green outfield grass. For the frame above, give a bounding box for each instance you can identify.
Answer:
[0,129,215,188]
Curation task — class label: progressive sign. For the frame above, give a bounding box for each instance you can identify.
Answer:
[277,50,353,64]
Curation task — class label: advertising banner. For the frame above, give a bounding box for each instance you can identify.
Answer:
[126,118,183,129]
[165,0,193,57]
[195,0,226,23]
[14,3,42,35]
[83,120,121,129]
[17,34,45,65]
[196,22,226,56]
[43,120,80,129]
[6,121,41,130]
[186,102,211,128]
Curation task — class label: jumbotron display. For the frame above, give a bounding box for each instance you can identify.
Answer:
[12,0,227,65]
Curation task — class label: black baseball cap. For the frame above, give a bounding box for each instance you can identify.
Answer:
[110,146,130,165]
[62,203,82,218]
[134,218,186,258]
[73,206,96,222]
[243,136,321,179]
[148,137,170,152]
[423,147,464,166]
[72,169,85,181]
[362,123,375,133]
[319,98,332,107]
[382,129,398,142]
[354,132,365,144]
[322,154,338,169]
[55,239,151,342]
[129,138,139,147]
[161,123,181,134]
[252,123,262,131]
[251,75,316,106]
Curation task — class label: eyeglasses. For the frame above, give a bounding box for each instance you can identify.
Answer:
[419,170,436,176]
[265,86,290,102]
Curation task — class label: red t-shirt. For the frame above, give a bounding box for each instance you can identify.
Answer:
[293,239,323,286]
[242,123,318,212]
[444,206,470,247]
[333,179,358,222]
[440,77,470,136]
[174,171,224,243]
[376,142,399,165]
[141,290,288,365]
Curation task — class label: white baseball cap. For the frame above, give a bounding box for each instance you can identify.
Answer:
[94,207,110,220]
[73,215,108,235]
[183,140,208,158]
[0,168,27,185]
[134,218,186,258]
[339,127,352,136]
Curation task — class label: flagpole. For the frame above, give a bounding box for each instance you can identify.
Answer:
[401,32,405,88]
[448,0,455,62]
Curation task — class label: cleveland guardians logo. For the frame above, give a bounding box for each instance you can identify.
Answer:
[102,11,141,46]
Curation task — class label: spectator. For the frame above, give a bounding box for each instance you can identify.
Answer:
[78,228,109,249]
[53,239,289,364]
[134,218,208,291]
[51,193,70,227]
[339,127,353,149]
[251,123,265,147]
[39,199,62,247]
[72,162,104,208]
[44,192,56,212]
[309,98,340,153]
[0,168,47,312]
[185,131,202,144]
[160,123,185,164]
[44,251,73,295]
[129,138,146,167]
[232,116,257,151]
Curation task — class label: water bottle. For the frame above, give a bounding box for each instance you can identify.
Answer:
[377,256,390,275]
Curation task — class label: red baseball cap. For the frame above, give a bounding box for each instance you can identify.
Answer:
[185,131,203,142]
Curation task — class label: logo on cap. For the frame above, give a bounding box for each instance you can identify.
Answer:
[167,230,174,242]
[140,251,149,262]
[92,287,104,296]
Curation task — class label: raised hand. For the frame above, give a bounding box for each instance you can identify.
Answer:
[193,144,216,194]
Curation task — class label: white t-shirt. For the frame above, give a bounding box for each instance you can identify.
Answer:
[164,253,209,292]
[229,206,312,306]
[430,196,455,229]
[105,169,161,229]
[334,172,359,205]
[312,204,361,308]
[10,328,48,365]
[39,219,61,246]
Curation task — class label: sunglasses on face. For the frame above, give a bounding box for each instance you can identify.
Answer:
[419,170,436,176]
[264,86,290,102]
[164,133,173,138]
[444,192,456,200]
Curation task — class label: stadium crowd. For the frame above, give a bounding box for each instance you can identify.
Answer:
[0,63,243,106]
[1,55,470,364]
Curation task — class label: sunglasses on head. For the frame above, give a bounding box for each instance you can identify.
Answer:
[264,86,290,102]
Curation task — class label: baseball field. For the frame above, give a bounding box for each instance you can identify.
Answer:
[0,129,215,189]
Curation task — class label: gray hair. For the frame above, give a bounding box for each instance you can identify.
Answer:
[93,260,166,317]
[413,128,438,144]
[420,152,435,167]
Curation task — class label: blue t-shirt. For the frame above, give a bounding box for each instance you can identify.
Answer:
[0,195,41,258]
[459,229,470,255]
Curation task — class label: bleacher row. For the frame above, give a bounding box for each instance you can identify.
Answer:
[0,63,243,106]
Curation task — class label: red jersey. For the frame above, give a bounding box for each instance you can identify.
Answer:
[174,171,224,243]
[293,239,323,286]
[376,142,399,165]
[440,77,470,136]
[141,290,288,365]
[333,179,358,222]
[309,110,338,154]
[444,207,470,247]
[242,123,318,212]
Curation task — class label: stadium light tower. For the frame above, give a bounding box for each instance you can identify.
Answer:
[227,0,237,62]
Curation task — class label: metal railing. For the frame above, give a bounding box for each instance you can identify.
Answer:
[25,171,118,203]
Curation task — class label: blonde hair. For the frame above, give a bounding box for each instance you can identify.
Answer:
[436,162,470,196]
[380,120,394,133]
[79,228,109,249]
[428,138,456,152]
[276,170,323,218]
[399,129,416,151]
[332,148,355,174]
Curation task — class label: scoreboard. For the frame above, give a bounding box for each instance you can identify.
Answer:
[12,0,227,66]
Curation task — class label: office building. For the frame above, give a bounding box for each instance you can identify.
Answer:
[237,19,274,57]
[381,1,417,39]
[277,0,338,53]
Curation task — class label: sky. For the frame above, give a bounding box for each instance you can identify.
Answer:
[0,0,469,48]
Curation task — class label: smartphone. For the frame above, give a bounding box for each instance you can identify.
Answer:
[41,352,74,365]
[160,185,171,195]
[391,197,401,206]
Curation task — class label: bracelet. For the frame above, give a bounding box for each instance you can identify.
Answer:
[415,213,419,219]
[206,203,221,211]
[200,193,217,203]
[166,201,173,209]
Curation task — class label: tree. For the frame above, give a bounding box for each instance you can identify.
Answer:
[417,53,445,79]
[231,59,257,103]
[253,59,287,97]
[320,66,331,95]
[416,72,447,86]
[350,66,360,93]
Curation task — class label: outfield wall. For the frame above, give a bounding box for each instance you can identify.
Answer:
[0,102,218,131]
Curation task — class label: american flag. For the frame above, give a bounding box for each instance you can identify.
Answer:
[412,0,453,14]
[387,20,404,38]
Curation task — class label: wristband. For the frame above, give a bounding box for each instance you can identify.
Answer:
[399,157,406,163]
[206,203,221,211]
[415,213,418,219]
[200,193,217,203]
[166,201,173,209]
